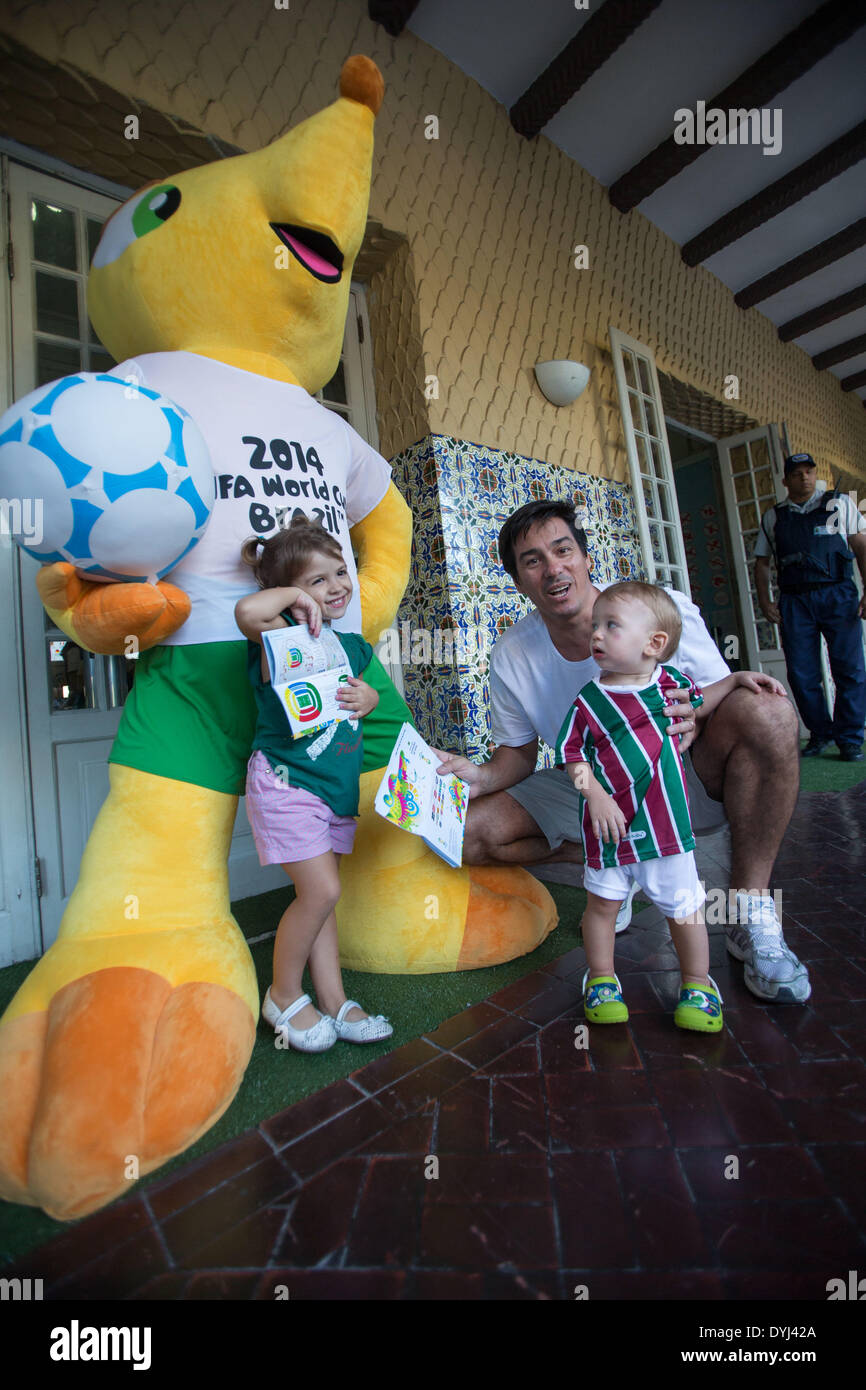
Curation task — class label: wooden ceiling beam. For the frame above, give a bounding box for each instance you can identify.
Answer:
[609,0,865,213]
[812,332,866,370]
[367,0,420,37]
[736,217,866,309]
[509,0,664,140]
[778,283,866,341]
[840,367,866,391]
[682,120,866,266]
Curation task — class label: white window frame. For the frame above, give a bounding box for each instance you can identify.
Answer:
[0,155,42,963]
[336,284,404,694]
[609,326,691,596]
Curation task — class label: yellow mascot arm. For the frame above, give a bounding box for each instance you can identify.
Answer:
[350,482,412,644]
[37,562,191,655]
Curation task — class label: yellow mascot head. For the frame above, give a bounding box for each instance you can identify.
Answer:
[88,56,384,392]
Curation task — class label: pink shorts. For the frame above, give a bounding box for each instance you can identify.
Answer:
[245,751,357,864]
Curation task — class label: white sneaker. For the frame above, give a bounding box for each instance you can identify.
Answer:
[725,895,811,1003]
[331,999,394,1043]
[261,989,337,1052]
[615,881,639,934]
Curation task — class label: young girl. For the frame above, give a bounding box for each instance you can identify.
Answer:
[235,517,393,1052]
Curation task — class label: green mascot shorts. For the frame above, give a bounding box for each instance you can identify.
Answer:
[109,641,415,795]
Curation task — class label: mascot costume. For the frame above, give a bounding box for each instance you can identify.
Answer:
[0,57,555,1221]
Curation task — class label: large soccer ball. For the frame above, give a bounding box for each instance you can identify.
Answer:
[0,372,214,581]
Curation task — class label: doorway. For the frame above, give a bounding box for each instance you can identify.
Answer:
[666,421,744,669]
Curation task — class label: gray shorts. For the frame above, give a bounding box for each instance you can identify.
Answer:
[505,752,727,851]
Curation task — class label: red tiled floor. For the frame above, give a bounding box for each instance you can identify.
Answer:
[705,1066,796,1144]
[409,1270,485,1298]
[418,1200,558,1269]
[160,1152,296,1265]
[700,1199,862,1269]
[7,782,866,1299]
[679,1145,831,1202]
[616,1148,712,1267]
[478,1036,540,1075]
[491,1075,549,1152]
[435,1077,491,1152]
[553,1151,634,1267]
[569,1271,725,1299]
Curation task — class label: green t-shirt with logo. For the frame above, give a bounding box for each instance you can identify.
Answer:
[248,625,374,817]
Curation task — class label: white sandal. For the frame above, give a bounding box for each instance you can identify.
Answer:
[261,989,336,1053]
[332,999,393,1043]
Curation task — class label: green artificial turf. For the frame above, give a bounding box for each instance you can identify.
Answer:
[797,738,866,792]
[0,878,585,1268]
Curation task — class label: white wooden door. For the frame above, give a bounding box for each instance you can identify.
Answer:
[716,425,791,694]
[609,327,691,594]
[8,164,129,948]
[318,285,403,695]
[0,159,39,964]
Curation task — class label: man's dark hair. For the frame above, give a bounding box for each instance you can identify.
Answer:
[498,499,588,582]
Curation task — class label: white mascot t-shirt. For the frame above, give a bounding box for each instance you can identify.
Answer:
[112,352,392,645]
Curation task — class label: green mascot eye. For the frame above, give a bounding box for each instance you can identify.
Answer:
[131,184,182,237]
[92,183,181,269]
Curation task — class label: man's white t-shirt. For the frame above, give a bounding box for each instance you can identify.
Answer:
[112,352,392,644]
[490,585,730,752]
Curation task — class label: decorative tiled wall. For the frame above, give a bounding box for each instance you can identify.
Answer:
[390,435,644,764]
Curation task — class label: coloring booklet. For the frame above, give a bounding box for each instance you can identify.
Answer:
[374,722,470,869]
[261,623,353,740]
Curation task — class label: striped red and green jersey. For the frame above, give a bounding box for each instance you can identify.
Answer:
[555,664,704,869]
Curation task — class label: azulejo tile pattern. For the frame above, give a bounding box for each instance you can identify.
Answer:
[389,435,644,761]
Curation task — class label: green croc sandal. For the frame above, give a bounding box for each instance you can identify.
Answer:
[674,976,723,1033]
[583,970,629,1024]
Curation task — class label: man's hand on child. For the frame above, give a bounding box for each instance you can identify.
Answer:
[586,790,628,844]
[736,670,787,697]
[661,689,700,745]
[664,691,699,752]
[336,676,379,717]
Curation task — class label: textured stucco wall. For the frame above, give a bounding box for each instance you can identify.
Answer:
[3,0,865,482]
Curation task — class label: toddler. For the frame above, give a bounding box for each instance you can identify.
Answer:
[555,580,786,1032]
[235,517,393,1052]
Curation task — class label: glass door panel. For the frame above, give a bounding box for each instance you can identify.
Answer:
[609,327,691,594]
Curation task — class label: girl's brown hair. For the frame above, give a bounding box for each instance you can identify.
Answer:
[240,516,345,589]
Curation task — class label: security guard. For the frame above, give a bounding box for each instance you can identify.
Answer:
[754,453,866,761]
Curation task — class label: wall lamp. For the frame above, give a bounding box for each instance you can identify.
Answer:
[534,360,591,406]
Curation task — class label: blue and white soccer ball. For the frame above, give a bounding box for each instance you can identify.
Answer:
[0,372,214,581]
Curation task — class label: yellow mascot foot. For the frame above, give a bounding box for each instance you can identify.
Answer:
[458,865,557,969]
[336,771,558,973]
[0,765,258,1220]
[0,967,254,1221]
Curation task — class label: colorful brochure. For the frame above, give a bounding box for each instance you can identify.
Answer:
[374,722,469,868]
[261,623,353,740]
